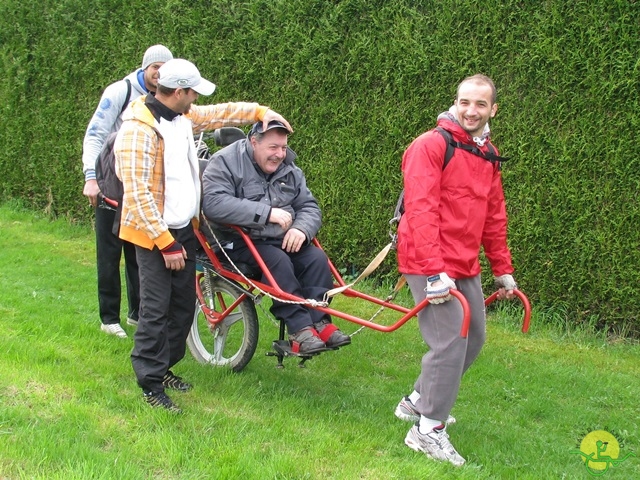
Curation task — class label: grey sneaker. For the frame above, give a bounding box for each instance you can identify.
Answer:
[394,396,456,425]
[126,317,138,326]
[405,424,465,467]
[143,391,182,413]
[289,326,326,354]
[101,323,127,338]
[314,318,351,348]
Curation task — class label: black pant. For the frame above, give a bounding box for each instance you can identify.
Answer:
[95,203,139,325]
[228,241,333,334]
[131,225,196,393]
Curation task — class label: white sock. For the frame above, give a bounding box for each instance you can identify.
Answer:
[408,390,420,405]
[418,416,444,434]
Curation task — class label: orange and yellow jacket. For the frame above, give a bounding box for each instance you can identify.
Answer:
[114,95,268,250]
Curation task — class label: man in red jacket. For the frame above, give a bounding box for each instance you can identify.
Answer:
[394,74,517,466]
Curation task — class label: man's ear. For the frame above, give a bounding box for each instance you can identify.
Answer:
[490,103,498,118]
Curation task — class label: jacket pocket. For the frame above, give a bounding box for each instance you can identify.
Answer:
[272,181,297,206]
[242,182,266,201]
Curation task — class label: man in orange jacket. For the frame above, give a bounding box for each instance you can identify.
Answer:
[115,58,291,412]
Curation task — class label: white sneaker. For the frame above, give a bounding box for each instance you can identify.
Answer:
[126,317,138,326]
[405,424,465,467]
[394,396,456,425]
[101,323,127,338]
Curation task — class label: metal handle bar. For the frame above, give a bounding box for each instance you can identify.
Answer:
[484,289,531,333]
[197,224,472,336]
[451,289,472,338]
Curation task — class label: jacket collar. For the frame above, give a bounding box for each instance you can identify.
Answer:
[436,117,478,146]
[145,94,181,122]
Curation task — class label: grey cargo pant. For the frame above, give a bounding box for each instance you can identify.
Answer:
[405,274,486,422]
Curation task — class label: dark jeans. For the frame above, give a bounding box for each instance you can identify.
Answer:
[227,241,333,334]
[131,225,196,393]
[95,203,139,325]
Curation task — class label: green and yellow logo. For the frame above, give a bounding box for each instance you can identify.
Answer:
[571,430,636,476]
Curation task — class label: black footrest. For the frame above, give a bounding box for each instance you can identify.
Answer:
[269,339,337,358]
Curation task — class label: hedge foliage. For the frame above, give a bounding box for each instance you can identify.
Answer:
[1,0,638,334]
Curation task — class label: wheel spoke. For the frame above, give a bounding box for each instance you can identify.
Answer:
[212,334,230,364]
[187,276,259,372]
[216,312,244,332]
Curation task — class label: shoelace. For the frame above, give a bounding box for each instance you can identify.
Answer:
[431,428,458,455]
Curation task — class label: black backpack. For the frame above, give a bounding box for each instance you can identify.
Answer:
[390,127,507,243]
[95,78,131,203]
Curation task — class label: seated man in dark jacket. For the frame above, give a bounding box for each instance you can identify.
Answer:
[201,120,350,354]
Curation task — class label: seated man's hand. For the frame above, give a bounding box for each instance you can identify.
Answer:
[282,228,306,253]
[269,208,292,230]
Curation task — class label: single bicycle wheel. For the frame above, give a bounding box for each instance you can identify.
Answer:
[187,273,259,372]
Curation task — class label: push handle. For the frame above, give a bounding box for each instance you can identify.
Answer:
[449,289,472,338]
[484,289,531,333]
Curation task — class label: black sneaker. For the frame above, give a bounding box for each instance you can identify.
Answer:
[162,371,193,392]
[143,391,182,413]
[289,326,326,354]
[314,319,351,348]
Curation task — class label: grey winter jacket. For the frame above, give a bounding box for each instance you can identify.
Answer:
[201,139,322,244]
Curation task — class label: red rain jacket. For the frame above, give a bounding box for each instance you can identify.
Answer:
[397,118,514,279]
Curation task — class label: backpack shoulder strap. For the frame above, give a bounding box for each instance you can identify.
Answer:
[450,135,508,163]
[391,128,509,244]
[485,141,503,171]
[120,79,132,116]
[434,127,455,169]
[434,126,509,164]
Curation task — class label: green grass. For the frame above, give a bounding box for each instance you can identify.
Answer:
[0,202,638,479]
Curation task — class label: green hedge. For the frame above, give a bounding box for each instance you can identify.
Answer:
[1,0,638,334]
